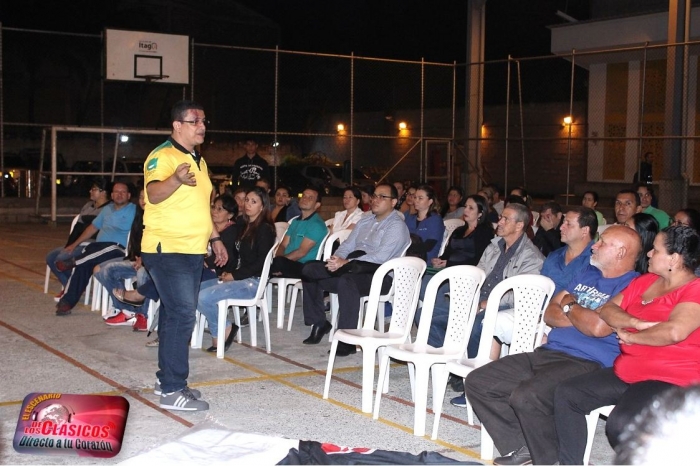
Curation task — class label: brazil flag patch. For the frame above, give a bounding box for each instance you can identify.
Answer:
[146,158,158,171]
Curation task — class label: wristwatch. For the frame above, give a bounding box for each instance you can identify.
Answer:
[562,301,577,315]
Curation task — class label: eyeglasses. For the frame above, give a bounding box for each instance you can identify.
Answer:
[672,219,690,226]
[498,215,518,223]
[371,194,394,201]
[179,119,209,126]
[90,187,102,192]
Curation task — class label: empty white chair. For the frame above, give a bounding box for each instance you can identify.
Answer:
[194,239,279,358]
[324,256,426,413]
[286,228,352,331]
[372,265,486,436]
[429,274,555,447]
[438,218,465,257]
[583,405,615,466]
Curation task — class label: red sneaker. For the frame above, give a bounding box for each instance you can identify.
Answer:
[53,290,65,303]
[105,311,136,327]
[132,314,148,332]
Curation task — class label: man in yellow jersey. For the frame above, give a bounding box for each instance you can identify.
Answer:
[141,100,228,411]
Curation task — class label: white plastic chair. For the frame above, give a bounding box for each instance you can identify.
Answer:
[372,265,486,436]
[329,242,411,341]
[531,210,540,225]
[438,219,465,257]
[583,405,615,465]
[267,229,331,330]
[274,222,289,243]
[286,228,352,331]
[193,239,279,358]
[324,257,427,413]
[44,215,81,294]
[429,275,555,446]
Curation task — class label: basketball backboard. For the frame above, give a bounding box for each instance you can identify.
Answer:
[105,29,189,84]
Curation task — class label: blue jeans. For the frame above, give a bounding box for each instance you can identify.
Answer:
[414,273,451,348]
[94,261,149,316]
[197,277,259,336]
[142,249,204,394]
[46,244,89,287]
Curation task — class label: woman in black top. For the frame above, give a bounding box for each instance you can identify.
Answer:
[197,187,276,352]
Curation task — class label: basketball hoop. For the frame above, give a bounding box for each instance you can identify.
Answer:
[142,74,169,83]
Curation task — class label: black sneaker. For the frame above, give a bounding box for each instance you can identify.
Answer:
[239,310,249,328]
[449,374,464,392]
[493,446,532,465]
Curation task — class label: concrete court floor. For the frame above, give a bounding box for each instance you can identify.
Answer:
[0,222,616,465]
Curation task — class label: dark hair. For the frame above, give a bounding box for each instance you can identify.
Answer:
[274,185,291,197]
[343,186,362,201]
[583,190,599,203]
[244,137,257,144]
[617,189,641,207]
[240,186,273,243]
[676,208,700,230]
[661,225,700,271]
[441,185,465,216]
[214,193,237,217]
[510,186,528,200]
[635,183,654,197]
[376,182,398,199]
[415,184,440,215]
[255,177,271,190]
[303,185,323,204]
[91,177,110,194]
[466,194,490,227]
[540,201,562,216]
[485,183,501,195]
[171,100,204,122]
[504,194,527,207]
[630,212,659,273]
[567,206,598,240]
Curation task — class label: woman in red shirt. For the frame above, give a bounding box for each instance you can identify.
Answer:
[553,225,700,465]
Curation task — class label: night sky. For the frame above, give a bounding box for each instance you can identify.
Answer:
[0,0,591,63]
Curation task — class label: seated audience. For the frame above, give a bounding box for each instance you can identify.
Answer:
[636,183,671,228]
[54,182,136,316]
[477,185,500,224]
[46,178,111,299]
[403,185,418,216]
[414,194,494,349]
[582,190,606,225]
[197,187,276,353]
[614,189,642,225]
[359,185,373,212]
[393,181,407,212]
[486,183,504,216]
[441,185,465,220]
[270,187,327,279]
[554,225,700,464]
[673,208,700,229]
[329,186,364,233]
[465,225,641,465]
[404,184,445,263]
[533,201,564,257]
[270,185,301,222]
[624,212,659,273]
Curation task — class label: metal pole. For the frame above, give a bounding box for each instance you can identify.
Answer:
[566,50,576,201]
[350,52,354,185]
[504,56,511,194]
[100,30,104,168]
[35,128,46,215]
[0,22,4,198]
[516,59,526,187]
[273,45,279,189]
[421,58,425,185]
[637,44,648,177]
[451,61,456,186]
[190,38,195,100]
[51,127,57,223]
[111,134,119,181]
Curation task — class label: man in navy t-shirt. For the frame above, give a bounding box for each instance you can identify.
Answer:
[465,225,641,465]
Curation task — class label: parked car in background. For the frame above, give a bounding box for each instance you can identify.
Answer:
[277,164,376,196]
[63,160,143,196]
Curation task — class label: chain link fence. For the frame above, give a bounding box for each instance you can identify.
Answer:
[2,26,700,218]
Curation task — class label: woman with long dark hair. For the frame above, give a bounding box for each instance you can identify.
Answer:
[625,212,659,273]
[197,187,276,353]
